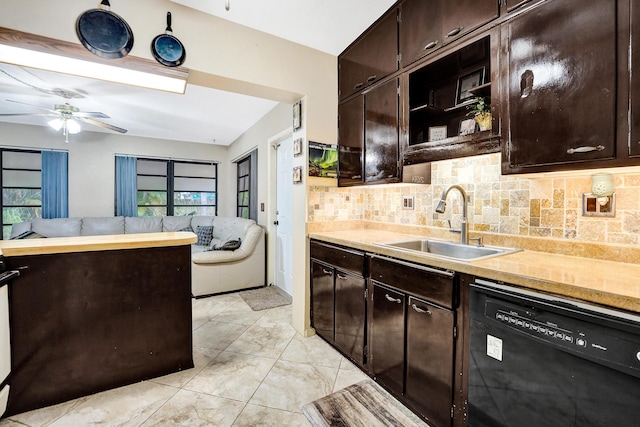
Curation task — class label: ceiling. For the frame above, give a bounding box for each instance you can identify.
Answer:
[0,0,396,146]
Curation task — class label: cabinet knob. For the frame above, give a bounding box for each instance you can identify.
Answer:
[446,26,464,38]
[424,41,438,50]
[412,304,432,315]
[567,145,605,154]
[384,293,402,304]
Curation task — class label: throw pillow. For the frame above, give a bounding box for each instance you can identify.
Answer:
[179,225,194,233]
[195,225,214,246]
[211,238,242,251]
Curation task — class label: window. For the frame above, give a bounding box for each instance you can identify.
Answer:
[236,150,257,220]
[1,149,42,239]
[237,156,250,219]
[136,158,217,217]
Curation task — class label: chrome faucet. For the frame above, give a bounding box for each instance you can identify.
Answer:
[435,184,469,245]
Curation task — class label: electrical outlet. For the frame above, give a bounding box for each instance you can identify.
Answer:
[402,196,414,210]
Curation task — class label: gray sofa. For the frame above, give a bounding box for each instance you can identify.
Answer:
[10,215,266,297]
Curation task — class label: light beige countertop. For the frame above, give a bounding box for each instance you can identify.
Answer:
[0,232,197,257]
[309,229,640,313]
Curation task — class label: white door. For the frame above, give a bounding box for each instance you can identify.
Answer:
[275,137,294,296]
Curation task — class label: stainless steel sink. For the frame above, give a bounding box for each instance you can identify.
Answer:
[376,239,521,261]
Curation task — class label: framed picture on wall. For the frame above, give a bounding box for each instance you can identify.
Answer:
[293,166,302,184]
[455,68,485,105]
[428,126,447,142]
[293,100,302,131]
[293,138,303,157]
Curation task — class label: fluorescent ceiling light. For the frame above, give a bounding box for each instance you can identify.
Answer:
[0,27,188,94]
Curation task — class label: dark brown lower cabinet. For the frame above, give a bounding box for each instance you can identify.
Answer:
[334,271,366,363]
[310,241,367,367]
[370,282,405,397]
[311,260,335,341]
[406,296,455,427]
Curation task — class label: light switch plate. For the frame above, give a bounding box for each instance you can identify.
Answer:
[402,196,415,210]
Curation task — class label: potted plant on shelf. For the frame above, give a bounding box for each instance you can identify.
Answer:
[467,97,492,131]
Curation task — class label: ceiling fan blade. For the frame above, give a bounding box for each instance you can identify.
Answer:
[76,116,127,134]
[0,113,54,117]
[4,99,58,114]
[74,111,110,119]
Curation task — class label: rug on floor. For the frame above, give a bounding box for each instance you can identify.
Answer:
[302,380,428,427]
[240,286,292,311]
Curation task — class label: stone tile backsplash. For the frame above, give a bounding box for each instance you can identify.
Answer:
[308,153,640,246]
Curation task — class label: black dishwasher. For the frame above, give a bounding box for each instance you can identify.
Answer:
[469,279,640,427]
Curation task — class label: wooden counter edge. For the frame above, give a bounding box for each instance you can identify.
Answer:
[0,232,197,257]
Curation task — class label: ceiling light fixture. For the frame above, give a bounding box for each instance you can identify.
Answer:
[0,27,189,94]
[47,117,81,143]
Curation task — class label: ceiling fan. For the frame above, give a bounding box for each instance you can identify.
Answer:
[0,99,127,143]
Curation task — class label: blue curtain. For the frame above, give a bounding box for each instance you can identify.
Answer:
[42,150,69,219]
[115,156,138,217]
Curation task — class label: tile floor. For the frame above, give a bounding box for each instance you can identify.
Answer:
[0,291,371,427]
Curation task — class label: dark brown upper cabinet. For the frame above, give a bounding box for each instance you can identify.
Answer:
[365,78,400,183]
[503,0,543,13]
[399,0,442,68]
[441,0,499,45]
[338,8,399,101]
[502,0,618,173]
[339,78,400,187]
[399,0,499,68]
[338,95,364,186]
[403,31,501,165]
[631,1,640,158]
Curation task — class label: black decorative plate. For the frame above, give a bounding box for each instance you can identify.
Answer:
[76,9,134,59]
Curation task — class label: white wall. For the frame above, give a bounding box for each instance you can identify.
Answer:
[225,103,290,227]
[0,122,228,217]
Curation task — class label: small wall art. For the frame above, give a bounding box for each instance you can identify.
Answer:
[308,141,338,178]
[428,126,447,142]
[293,138,303,157]
[293,100,302,131]
[293,166,302,184]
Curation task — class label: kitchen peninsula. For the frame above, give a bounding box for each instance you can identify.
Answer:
[0,232,196,417]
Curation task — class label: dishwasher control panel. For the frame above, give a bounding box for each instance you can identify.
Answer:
[482,297,640,377]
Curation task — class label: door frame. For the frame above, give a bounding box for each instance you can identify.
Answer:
[267,127,293,289]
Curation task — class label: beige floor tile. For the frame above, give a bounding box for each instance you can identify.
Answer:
[184,351,276,402]
[150,346,220,388]
[192,320,249,350]
[250,360,337,413]
[47,381,178,427]
[256,304,293,326]
[140,389,245,427]
[280,334,344,368]
[212,299,267,325]
[333,367,370,392]
[225,321,297,359]
[233,404,311,427]
[0,396,90,427]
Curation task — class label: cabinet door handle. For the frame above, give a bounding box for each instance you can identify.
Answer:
[446,26,464,37]
[385,294,402,304]
[366,75,377,83]
[412,304,432,315]
[567,145,605,154]
[366,172,377,177]
[424,40,438,50]
[354,82,364,90]
[352,175,362,179]
[336,273,348,280]
[322,268,333,275]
